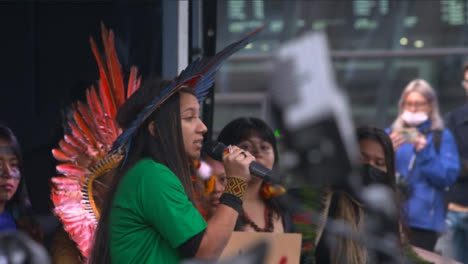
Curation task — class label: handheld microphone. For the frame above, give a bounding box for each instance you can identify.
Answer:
[202,140,278,183]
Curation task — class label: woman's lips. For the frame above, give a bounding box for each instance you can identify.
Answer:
[194,138,203,148]
[210,196,220,205]
[0,184,14,191]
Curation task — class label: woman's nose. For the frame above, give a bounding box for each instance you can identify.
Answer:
[198,119,208,134]
[214,181,225,193]
[1,165,12,178]
[407,106,417,112]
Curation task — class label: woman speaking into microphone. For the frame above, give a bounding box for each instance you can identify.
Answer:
[216,117,295,234]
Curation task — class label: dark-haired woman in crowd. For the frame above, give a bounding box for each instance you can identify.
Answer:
[314,126,430,264]
[217,117,294,233]
[0,125,43,243]
[89,79,254,264]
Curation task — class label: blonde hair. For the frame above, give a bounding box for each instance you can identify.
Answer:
[315,189,367,264]
[392,79,444,131]
[316,188,407,264]
[331,192,367,264]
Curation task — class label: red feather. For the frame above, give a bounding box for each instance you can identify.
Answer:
[87,88,113,148]
[90,37,116,118]
[56,163,88,179]
[77,101,103,146]
[87,86,104,124]
[182,75,202,89]
[69,121,88,147]
[52,149,71,162]
[102,25,125,107]
[127,66,139,99]
[58,139,80,158]
[87,86,111,143]
[64,135,86,153]
[73,107,98,150]
[69,122,98,158]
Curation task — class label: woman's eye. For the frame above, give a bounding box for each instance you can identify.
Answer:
[239,145,250,151]
[220,177,227,185]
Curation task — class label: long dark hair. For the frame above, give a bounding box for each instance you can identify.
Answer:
[216,117,283,225]
[217,117,279,166]
[0,125,32,217]
[0,125,43,243]
[356,125,407,244]
[357,126,396,187]
[89,78,195,264]
[320,126,404,263]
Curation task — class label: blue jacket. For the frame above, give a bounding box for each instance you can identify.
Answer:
[388,121,460,232]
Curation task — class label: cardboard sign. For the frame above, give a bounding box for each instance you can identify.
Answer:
[220,232,302,264]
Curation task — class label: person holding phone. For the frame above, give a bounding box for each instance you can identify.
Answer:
[388,79,460,251]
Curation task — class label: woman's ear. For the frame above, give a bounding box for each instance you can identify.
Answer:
[148,121,157,137]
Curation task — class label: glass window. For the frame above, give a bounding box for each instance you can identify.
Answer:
[214,0,468,128]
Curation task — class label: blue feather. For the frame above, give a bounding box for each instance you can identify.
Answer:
[111,26,264,153]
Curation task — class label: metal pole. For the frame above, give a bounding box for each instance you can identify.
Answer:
[162,0,189,79]
[201,0,217,141]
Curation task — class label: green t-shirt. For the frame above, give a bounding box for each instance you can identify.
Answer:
[109,158,207,264]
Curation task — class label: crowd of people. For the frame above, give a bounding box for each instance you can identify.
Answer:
[2,31,468,264]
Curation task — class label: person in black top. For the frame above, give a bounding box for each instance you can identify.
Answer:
[217,117,295,233]
[442,63,468,264]
[314,126,408,264]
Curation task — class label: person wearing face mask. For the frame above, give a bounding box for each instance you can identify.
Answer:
[388,79,460,252]
[313,126,435,264]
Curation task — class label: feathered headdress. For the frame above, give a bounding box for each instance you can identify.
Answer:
[51,24,141,258]
[51,25,264,259]
[111,26,265,155]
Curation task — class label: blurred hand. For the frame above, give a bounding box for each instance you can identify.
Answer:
[412,134,427,152]
[390,131,406,151]
[223,145,254,183]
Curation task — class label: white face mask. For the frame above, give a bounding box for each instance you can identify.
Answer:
[401,111,428,126]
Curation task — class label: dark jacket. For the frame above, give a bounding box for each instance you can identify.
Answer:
[445,104,468,206]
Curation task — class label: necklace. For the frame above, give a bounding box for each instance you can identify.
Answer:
[242,206,274,232]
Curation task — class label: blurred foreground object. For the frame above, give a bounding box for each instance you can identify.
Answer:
[269,31,406,263]
[219,232,301,264]
[0,232,50,264]
[269,30,357,188]
[182,240,268,264]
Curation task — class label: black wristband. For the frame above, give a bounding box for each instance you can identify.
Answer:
[219,193,243,214]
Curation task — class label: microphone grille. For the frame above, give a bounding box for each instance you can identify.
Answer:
[202,140,226,162]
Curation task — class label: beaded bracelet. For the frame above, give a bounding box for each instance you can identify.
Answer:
[223,177,247,199]
[219,177,247,213]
